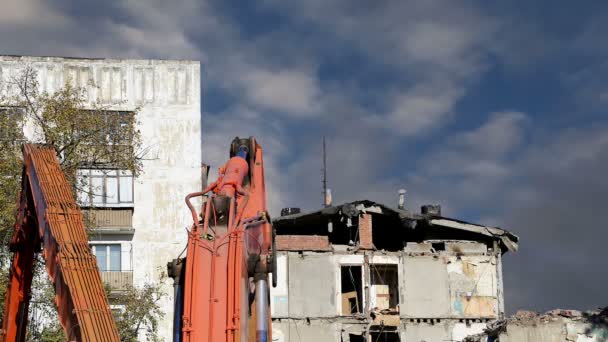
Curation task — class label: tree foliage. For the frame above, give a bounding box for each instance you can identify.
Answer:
[0,107,24,251]
[111,284,166,342]
[24,261,63,342]
[0,67,163,341]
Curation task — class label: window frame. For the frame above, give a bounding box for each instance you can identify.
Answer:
[335,255,402,316]
[91,243,123,272]
[78,169,134,207]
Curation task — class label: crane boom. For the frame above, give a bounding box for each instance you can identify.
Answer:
[1,144,120,342]
[170,136,275,342]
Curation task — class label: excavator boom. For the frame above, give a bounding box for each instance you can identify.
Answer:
[170,137,274,342]
[1,144,120,342]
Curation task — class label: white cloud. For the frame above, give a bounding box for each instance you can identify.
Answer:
[399,20,489,73]
[563,61,608,109]
[263,0,499,135]
[0,0,67,26]
[386,80,465,135]
[457,111,528,157]
[240,68,321,116]
[405,111,528,209]
[202,106,289,215]
[106,22,199,59]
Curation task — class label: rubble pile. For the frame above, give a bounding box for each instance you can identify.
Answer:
[463,307,608,342]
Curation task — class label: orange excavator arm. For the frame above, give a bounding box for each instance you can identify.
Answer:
[1,144,120,342]
[169,136,275,342]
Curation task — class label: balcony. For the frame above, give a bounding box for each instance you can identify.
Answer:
[85,208,134,234]
[100,271,133,293]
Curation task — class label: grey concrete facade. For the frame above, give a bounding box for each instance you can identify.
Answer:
[271,200,518,342]
[0,55,202,341]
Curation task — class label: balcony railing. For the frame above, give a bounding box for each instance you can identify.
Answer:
[100,271,133,293]
[85,209,134,233]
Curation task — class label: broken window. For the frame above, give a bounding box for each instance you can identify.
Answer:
[348,334,365,342]
[369,264,399,311]
[340,265,363,315]
[369,331,400,342]
[370,213,412,251]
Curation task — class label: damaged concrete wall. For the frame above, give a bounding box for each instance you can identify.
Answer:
[287,252,337,317]
[402,321,487,341]
[402,245,499,319]
[0,55,202,341]
[272,240,503,342]
[271,203,514,342]
[272,319,492,342]
[465,309,608,342]
[447,255,498,318]
[402,256,451,318]
[500,321,608,342]
[272,320,344,342]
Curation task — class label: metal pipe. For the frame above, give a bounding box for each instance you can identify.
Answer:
[173,280,183,342]
[255,279,268,342]
[185,182,217,232]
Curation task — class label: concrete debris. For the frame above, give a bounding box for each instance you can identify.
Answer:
[463,307,608,342]
[370,308,400,327]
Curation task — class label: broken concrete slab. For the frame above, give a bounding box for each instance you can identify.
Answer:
[463,308,608,342]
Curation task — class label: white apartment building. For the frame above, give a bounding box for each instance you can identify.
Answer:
[0,55,202,341]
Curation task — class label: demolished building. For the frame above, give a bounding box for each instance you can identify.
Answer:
[270,200,519,342]
[463,308,608,342]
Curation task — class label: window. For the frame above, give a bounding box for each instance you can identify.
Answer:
[73,110,135,146]
[78,169,133,207]
[92,244,122,271]
[110,304,126,318]
[340,265,363,315]
[370,264,399,310]
[369,331,400,342]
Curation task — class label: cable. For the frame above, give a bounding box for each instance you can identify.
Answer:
[373,324,385,342]
[348,266,361,313]
[292,319,302,342]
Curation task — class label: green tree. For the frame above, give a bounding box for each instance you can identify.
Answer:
[111,284,166,342]
[0,106,25,253]
[24,260,63,342]
[0,67,163,341]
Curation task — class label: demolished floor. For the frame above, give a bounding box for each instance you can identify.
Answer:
[463,308,608,342]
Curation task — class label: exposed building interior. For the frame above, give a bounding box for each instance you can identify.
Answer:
[271,200,519,341]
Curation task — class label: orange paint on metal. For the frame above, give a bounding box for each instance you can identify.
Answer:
[1,144,120,342]
[180,137,273,342]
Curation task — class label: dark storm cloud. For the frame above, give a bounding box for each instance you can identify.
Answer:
[502,125,608,312]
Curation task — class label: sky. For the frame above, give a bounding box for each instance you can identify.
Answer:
[1,0,607,314]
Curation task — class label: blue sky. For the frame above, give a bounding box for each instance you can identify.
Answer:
[1,0,607,313]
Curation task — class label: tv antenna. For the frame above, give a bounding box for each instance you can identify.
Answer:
[322,136,331,207]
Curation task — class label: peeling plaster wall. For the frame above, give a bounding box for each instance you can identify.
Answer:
[498,320,608,342]
[273,242,503,342]
[402,321,487,342]
[272,319,491,342]
[402,248,499,319]
[0,55,202,342]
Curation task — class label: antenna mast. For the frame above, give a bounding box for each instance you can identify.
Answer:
[322,136,328,207]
